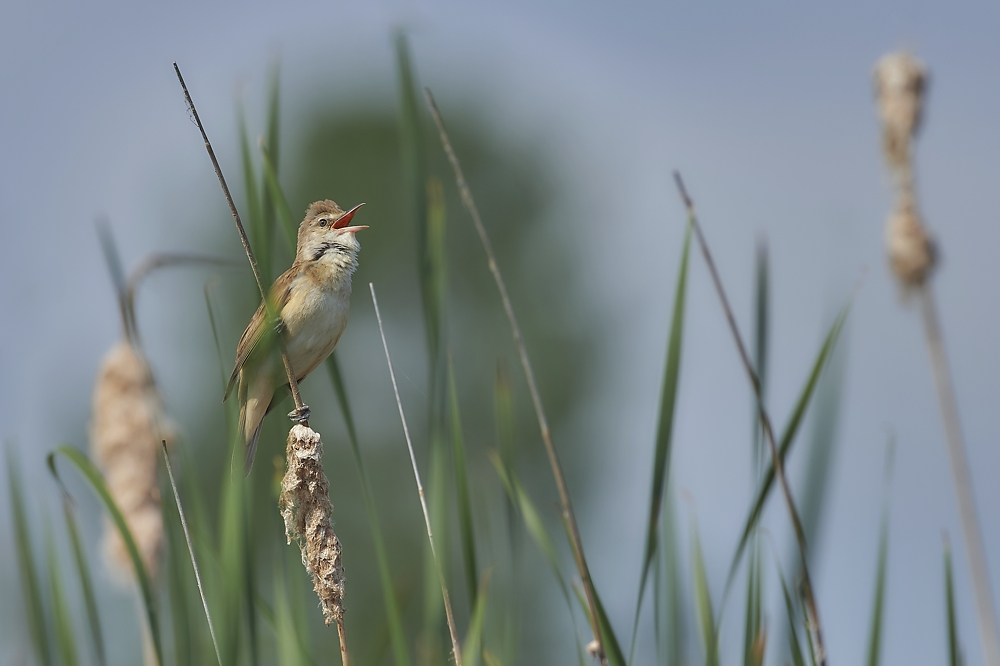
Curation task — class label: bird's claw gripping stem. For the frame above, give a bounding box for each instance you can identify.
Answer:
[289,405,311,424]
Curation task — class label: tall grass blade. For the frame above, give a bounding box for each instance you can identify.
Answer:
[944,535,964,666]
[690,517,718,666]
[262,63,281,268]
[8,447,53,666]
[629,221,691,663]
[238,108,266,279]
[487,449,585,666]
[593,587,628,666]
[60,490,106,665]
[751,241,770,478]
[656,489,686,666]
[865,442,895,666]
[45,518,80,666]
[743,539,764,666]
[259,141,296,256]
[449,356,479,607]
[777,565,807,666]
[725,301,851,594]
[242,495,260,666]
[394,31,436,362]
[461,576,490,666]
[274,564,312,666]
[47,446,163,665]
[492,365,521,665]
[219,450,247,663]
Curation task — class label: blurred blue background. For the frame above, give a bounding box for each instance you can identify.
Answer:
[2,1,1000,664]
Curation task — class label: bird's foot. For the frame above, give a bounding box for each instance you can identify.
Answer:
[288,405,311,424]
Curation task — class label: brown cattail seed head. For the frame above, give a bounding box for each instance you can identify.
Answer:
[279,425,345,626]
[873,52,927,173]
[886,197,936,286]
[90,341,172,581]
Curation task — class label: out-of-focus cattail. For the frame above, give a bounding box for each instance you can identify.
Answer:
[885,197,936,287]
[90,340,173,581]
[874,51,935,287]
[873,52,927,176]
[279,424,345,627]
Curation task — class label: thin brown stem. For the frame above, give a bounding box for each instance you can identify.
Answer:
[337,617,350,666]
[172,63,307,422]
[370,283,463,665]
[425,89,606,663]
[919,287,1000,666]
[673,171,827,666]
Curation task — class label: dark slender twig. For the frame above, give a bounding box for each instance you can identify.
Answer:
[673,171,827,666]
[172,63,308,423]
[162,442,222,666]
[370,283,463,666]
[425,88,606,664]
[920,287,1000,666]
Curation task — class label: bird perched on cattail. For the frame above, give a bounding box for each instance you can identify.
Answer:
[226,199,367,474]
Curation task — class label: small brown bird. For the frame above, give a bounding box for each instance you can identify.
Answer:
[225,199,367,473]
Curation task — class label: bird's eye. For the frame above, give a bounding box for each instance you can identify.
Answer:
[318,219,328,227]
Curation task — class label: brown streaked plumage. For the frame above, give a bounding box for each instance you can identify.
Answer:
[225,199,367,474]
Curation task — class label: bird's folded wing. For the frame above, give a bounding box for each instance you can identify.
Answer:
[224,272,296,400]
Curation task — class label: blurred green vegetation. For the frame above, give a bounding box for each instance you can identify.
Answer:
[6,33,969,666]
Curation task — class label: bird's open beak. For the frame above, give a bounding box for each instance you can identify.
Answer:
[333,202,366,231]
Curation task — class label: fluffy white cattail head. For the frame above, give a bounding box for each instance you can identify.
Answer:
[279,425,345,626]
[873,52,927,173]
[90,340,173,581]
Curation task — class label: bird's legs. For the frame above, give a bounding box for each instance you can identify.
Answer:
[288,405,311,424]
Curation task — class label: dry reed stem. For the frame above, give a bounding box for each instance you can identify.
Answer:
[921,289,1000,666]
[90,341,172,581]
[874,50,1000,665]
[673,172,827,666]
[172,63,308,420]
[424,89,606,664]
[280,425,347,632]
[370,283,463,666]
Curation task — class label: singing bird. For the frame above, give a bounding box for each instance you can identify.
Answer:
[225,199,367,474]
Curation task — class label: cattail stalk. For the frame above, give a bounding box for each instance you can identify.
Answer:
[874,51,1000,665]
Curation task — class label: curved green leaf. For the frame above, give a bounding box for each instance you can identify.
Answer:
[8,446,52,666]
[47,447,163,666]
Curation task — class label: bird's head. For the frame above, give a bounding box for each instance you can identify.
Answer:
[296,200,367,266]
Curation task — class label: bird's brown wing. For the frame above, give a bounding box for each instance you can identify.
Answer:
[224,268,297,400]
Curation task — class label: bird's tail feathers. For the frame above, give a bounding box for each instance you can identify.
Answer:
[244,423,263,477]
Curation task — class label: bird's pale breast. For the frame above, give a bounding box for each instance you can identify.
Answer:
[282,272,351,380]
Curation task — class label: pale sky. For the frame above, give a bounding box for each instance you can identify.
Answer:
[2,1,1000,664]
